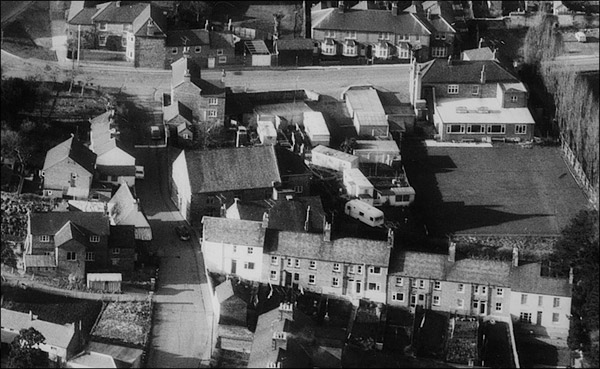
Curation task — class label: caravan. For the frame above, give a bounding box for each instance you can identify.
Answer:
[344,199,385,227]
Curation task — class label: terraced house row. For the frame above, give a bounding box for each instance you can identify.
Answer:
[202,208,572,339]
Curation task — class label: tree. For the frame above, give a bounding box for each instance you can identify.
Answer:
[339,137,357,154]
[8,327,49,368]
[179,1,213,25]
[0,123,32,167]
[521,12,563,66]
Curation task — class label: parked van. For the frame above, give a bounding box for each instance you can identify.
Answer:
[344,199,385,227]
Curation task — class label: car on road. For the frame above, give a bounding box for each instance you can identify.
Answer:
[175,225,191,241]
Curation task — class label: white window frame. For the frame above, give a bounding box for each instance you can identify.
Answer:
[85,252,95,261]
[356,265,363,274]
[396,277,404,287]
[217,49,224,55]
[392,292,405,302]
[495,302,502,312]
[322,43,336,55]
[40,235,50,242]
[67,251,77,261]
[324,30,335,38]
[457,298,464,308]
[399,34,409,41]
[458,283,465,293]
[419,279,425,289]
[128,50,133,59]
[515,125,527,134]
[433,295,440,306]
[332,277,340,287]
[368,282,380,291]
[294,259,300,268]
[467,124,485,134]
[375,46,388,59]
[247,247,253,254]
[171,47,178,55]
[333,263,341,272]
[398,43,410,59]
[309,274,315,284]
[343,43,357,56]
[552,312,560,323]
[90,235,100,243]
[520,312,532,323]
[195,46,202,53]
[472,85,480,95]
[309,260,317,270]
[487,124,506,134]
[369,266,381,275]
[431,46,447,58]
[112,248,120,255]
[294,185,303,193]
[208,110,217,118]
[218,56,227,63]
[553,298,560,308]
[244,262,255,270]
[497,288,504,297]
[378,32,391,40]
[287,258,293,267]
[510,95,518,102]
[521,294,528,305]
[98,22,107,31]
[271,256,278,265]
[481,286,487,294]
[346,31,356,39]
[270,270,277,280]
[447,84,459,94]
[209,98,218,105]
[434,281,441,290]
[447,124,465,134]
[99,34,108,47]
[412,279,418,288]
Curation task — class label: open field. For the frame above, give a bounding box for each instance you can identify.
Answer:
[402,141,590,237]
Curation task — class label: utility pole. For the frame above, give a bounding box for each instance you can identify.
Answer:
[77,24,81,66]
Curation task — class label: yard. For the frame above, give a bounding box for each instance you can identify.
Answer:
[91,301,152,348]
[402,141,590,239]
[1,1,56,61]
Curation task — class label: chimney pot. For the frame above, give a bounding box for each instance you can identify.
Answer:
[262,212,269,228]
[568,267,574,284]
[304,206,311,232]
[338,1,345,13]
[323,220,331,242]
[448,241,456,263]
[447,55,453,66]
[480,65,487,84]
[512,246,519,267]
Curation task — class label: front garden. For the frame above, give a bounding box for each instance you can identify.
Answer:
[91,300,153,348]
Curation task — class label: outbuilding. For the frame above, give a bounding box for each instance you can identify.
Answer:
[87,273,122,293]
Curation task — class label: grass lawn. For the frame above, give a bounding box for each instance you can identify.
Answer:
[1,285,103,342]
[402,141,590,238]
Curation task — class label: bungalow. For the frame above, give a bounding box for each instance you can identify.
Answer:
[1,308,82,366]
[170,145,281,224]
[42,135,97,199]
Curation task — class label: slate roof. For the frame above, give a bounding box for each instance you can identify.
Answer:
[226,199,271,222]
[509,263,572,297]
[43,136,97,175]
[312,8,433,35]
[461,47,496,60]
[184,146,281,193]
[389,251,447,279]
[277,38,315,51]
[276,145,310,176]
[265,231,392,266]
[166,29,210,47]
[248,306,288,368]
[54,221,89,247]
[446,258,512,287]
[29,212,109,237]
[202,217,266,248]
[171,57,225,96]
[133,4,166,37]
[108,225,135,249]
[92,2,147,24]
[1,308,76,349]
[68,7,99,25]
[164,101,193,124]
[95,164,136,176]
[420,58,519,84]
[210,31,235,49]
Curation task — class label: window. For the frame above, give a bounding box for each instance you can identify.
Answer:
[171,47,178,54]
[359,211,365,217]
[128,51,133,59]
[399,34,409,41]
[472,85,480,95]
[287,258,293,267]
[270,270,277,280]
[510,95,518,102]
[457,299,464,308]
[39,235,50,242]
[495,302,503,312]
[441,34,446,40]
[99,22,107,31]
[435,34,441,40]
[208,110,217,118]
[346,31,356,39]
[467,124,485,134]
[218,56,227,63]
[520,312,532,323]
[233,245,237,253]
[294,185,303,194]
[195,46,202,53]
[481,286,487,294]
[412,279,418,288]
[553,298,560,308]
[333,263,341,272]
[216,48,224,55]
[396,277,404,287]
[434,281,441,290]
[447,124,465,134]
[418,279,425,289]
[515,125,527,134]
[431,46,447,57]
[129,35,134,42]
[183,46,190,54]
[410,294,417,306]
[309,260,316,270]
[398,43,410,59]
[206,196,215,205]
[375,46,388,59]
[458,284,464,293]
[552,313,560,323]
[99,35,108,46]
[85,252,95,261]
[392,292,405,302]
[244,262,255,270]
[248,247,253,254]
[473,300,479,309]
[324,30,336,38]
[521,294,528,305]
[497,288,504,297]
[112,248,120,255]
[294,259,300,268]
[487,124,506,134]
[368,283,380,291]
[356,265,363,274]
[369,266,381,275]
[433,295,440,306]
[209,98,218,105]
[447,85,459,94]
[90,235,100,243]
[378,32,390,40]
[67,252,77,261]
[332,277,340,287]
[309,274,315,284]
[271,256,279,266]
[395,194,410,202]
[121,37,127,47]
[474,285,479,294]
[538,296,543,306]
[293,273,299,281]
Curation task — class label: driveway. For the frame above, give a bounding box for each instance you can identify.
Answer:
[136,145,213,368]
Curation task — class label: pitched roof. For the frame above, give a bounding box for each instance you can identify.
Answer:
[171,56,202,89]
[107,182,150,229]
[312,8,433,35]
[133,4,166,37]
[268,197,326,233]
[164,101,193,124]
[265,231,392,266]
[68,7,99,25]
[1,308,76,349]
[420,58,520,84]
[29,212,109,237]
[43,136,96,174]
[183,146,281,193]
[92,1,148,24]
[202,217,266,248]
[87,341,143,365]
[210,31,235,49]
[166,29,210,47]
[54,221,89,247]
[95,164,136,176]
[389,251,447,279]
[446,258,512,287]
[275,145,310,176]
[23,254,56,267]
[509,263,572,297]
[248,306,288,368]
[67,351,117,368]
[461,47,496,61]
[276,38,315,51]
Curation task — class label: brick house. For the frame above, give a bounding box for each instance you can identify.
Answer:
[42,135,97,199]
[275,146,312,198]
[409,57,535,142]
[311,1,450,62]
[170,55,226,128]
[170,146,281,225]
[125,3,167,68]
[107,224,136,274]
[165,29,236,68]
[23,212,110,279]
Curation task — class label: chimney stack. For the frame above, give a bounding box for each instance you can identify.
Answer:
[338,1,345,13]
[478,37,484,48]
[387,228,395,246]
[304,206,311,232]
[492,48,497,60]
[116,1,121,7]
[220,203,226,217]
[447,55,453,66]
[391,1,399,16]
[262,211,269,228]
[205,20,209,30]
[323,220,331,242]
[29,310,33,320]
[512,246,519,267]
[228,18,232,31]
[184,70,191,82]
[426,8,431,19]
[448,241,456,263]
[480,65,486,84]
[568,267,574,284]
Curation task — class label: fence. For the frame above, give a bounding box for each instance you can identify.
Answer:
[561,140,599,210]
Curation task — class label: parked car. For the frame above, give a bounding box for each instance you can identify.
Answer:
[150,126,162,140]
[175,225,191,241]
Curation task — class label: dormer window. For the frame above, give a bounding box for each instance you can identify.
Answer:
[99,22,107,31]
[90,235,100,243]
[39,235,50,242]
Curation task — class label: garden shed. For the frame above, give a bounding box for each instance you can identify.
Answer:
[244,40,272,66]
[87,273,122,293]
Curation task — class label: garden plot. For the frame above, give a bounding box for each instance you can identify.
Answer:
[91,301,152,348]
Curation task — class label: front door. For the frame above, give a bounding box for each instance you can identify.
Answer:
[356,281,361,294]
[537,311,543,325]
[231,260,237,274]
[480,301,487,315]
[285,271,292,287]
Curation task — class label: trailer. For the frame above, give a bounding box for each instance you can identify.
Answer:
[344,199,385,227]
